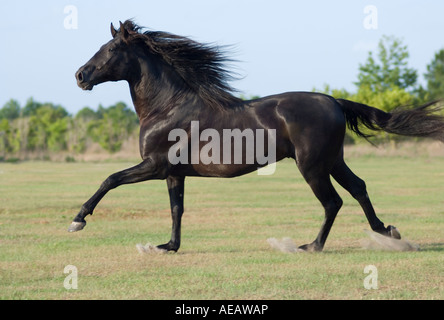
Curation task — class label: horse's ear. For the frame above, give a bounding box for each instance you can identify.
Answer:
[119,20,129,42]
[110,23,117,38]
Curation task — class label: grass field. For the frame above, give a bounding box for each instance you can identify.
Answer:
[0,153,443,299]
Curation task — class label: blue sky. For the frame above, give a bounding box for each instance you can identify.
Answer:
[1,0,444,114]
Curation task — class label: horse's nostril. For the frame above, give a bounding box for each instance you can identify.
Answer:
[76,71,84,83]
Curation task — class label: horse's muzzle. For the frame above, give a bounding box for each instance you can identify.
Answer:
[75,67,94,90]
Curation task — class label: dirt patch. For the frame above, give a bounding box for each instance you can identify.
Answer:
[267,237,304,253]
[360,230,420,251]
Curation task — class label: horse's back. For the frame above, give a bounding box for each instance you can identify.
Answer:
[254,91,343,121]
[254,91,346,167]
[252,91,345,138]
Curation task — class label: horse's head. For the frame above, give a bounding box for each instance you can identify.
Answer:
[75,21,135,90]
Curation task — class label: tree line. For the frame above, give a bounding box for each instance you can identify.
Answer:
[1,35,444,160]
[0,99,138,160]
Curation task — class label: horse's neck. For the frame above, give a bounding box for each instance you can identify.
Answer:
[128,53,245,123]
[129,55,189,120]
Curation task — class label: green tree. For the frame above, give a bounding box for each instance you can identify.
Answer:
[67,107,100,153]
[351,85,414,112]
[22,97,42,116]
[355,35,417,93]
[76,106,100,120]
[424,49,444,100]
[87,102,138,153]
[0,99,21,120]
[0,118,21,156]
[27,104,69,152]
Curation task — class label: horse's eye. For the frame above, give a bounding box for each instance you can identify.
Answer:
[109,48,115,52]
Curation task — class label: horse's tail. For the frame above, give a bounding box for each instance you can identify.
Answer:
[336,99,444,142]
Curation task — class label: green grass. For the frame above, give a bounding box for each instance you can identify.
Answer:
[0,155,443,299]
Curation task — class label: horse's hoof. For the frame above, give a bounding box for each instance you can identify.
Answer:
[387,225,401,239]
[298,242,322,252]
[157,241,179,252]
[68,221,86,232]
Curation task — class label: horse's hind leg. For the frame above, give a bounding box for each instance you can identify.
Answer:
[298,170,343,252]
[330,158,401,239]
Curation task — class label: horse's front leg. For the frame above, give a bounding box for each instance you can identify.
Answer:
[68,157,168,232]
[157,175,185,252]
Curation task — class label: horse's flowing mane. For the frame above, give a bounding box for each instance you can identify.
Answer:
[120,20,243,110]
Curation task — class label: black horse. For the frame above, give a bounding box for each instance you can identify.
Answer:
[70,20,444,252]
